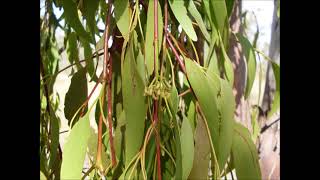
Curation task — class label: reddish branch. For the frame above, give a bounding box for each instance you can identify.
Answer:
[103,0,117,167]
[166,35,186,74]
[154,0,162,179]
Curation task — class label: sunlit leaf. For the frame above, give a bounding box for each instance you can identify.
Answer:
[232,123,261,180]
[114,0,130,41]
[267,62,280,118]
[237,34,257,99]
[61,0,92,42]
[169,0,198,41]
[60,114,94,179]
[144,0,163,77]
[122,37,147,166]
[187,0,210,42]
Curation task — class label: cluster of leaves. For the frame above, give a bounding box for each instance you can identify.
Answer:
[40,0,280,179]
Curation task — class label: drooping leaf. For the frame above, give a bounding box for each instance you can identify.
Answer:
[66,32,79,65]
[226,0,235,18]
[60,114,94,179]
[186,100,196,133]
[188,114,210,180]
[87,129,109,170]
[61,0,91,42]
[180,115,194,179]
[267,62,280,118]
[220,37,234,86]
[114,0,130,41]
[210,0,229,45]
[144,0,163,77]
[64,67,88,127]
[187,0,211,42]
[184,58,221,163]
[237,34,257,99]
[48,113,60,170]
[207,50,220,77]
[81,38,98,81]
[169,0,198,41]
[231,123,261,180]
[136,50,146,85]
[122,37,147,166]
[215,78,235,169]
[81,0,99,41]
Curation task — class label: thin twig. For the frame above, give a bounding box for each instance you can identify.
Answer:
[260,118,280,134]
[166,36,186,74]
[178,88,191,97]
[81,165,95,180]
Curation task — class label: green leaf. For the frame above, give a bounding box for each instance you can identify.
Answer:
[136,50,146,85]
[187,100,196,133]
[81,0,99,40]
[226,0,235,17]
[114,0,130,41]
[216,78,235,169]
[122,37,147,166]
[251,106,260,142]
[188,114,210,180]
[81,38,97,81]
[210,0,229,44]
[232,123,261,180]
[184,58,221,163]
[237,34,257,99]
[180,116,194,179]
[144,0,163,77]
[49,113,60,169]
[169,0,198,41]
[169,84,179,116]
[64,67,88,127]
[60,114,94,179]
[187,0,211,42]
[87,129,109,169]
[220,37,234,86]
[66,32,79,65]
[61,0,91,42]
[267,62,280,118]
[207,50,220,77]
[40,171,47,180]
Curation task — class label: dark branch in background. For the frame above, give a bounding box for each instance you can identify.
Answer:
[260,118,280,134]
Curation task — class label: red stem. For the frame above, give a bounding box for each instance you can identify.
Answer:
[153,101,162,180]
[166,36,187,74]
[107,56,116,167]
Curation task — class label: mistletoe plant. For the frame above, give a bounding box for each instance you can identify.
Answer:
[40,0,280,179]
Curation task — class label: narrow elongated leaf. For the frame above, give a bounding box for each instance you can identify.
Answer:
[210,0,229,44]
[188,114,211,180]
[61,0,91,42]
[231,123,261,180]
[81,38,97,81]
[216,78,235,169]
[66,32,79,65]
[187,0,211,42]
[136,50,146,85]
[267,62,280,118]
[184,58,221,161]
[144,0,163,76]
[207,50,220,77]
[180,116,194,179]
[114,0,130,41]
[81,0,99,40]
[122,38,147,166]
[169,0,198,41]
[49,113,60,169]
[60,114,94,179]
[220,37,234,86]
[64,68,88,127]
[237,34,257,98]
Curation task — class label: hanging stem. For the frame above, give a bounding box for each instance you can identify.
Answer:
[103,0,116,167]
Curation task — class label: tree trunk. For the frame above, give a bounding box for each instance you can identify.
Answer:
[258,0,280,179]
